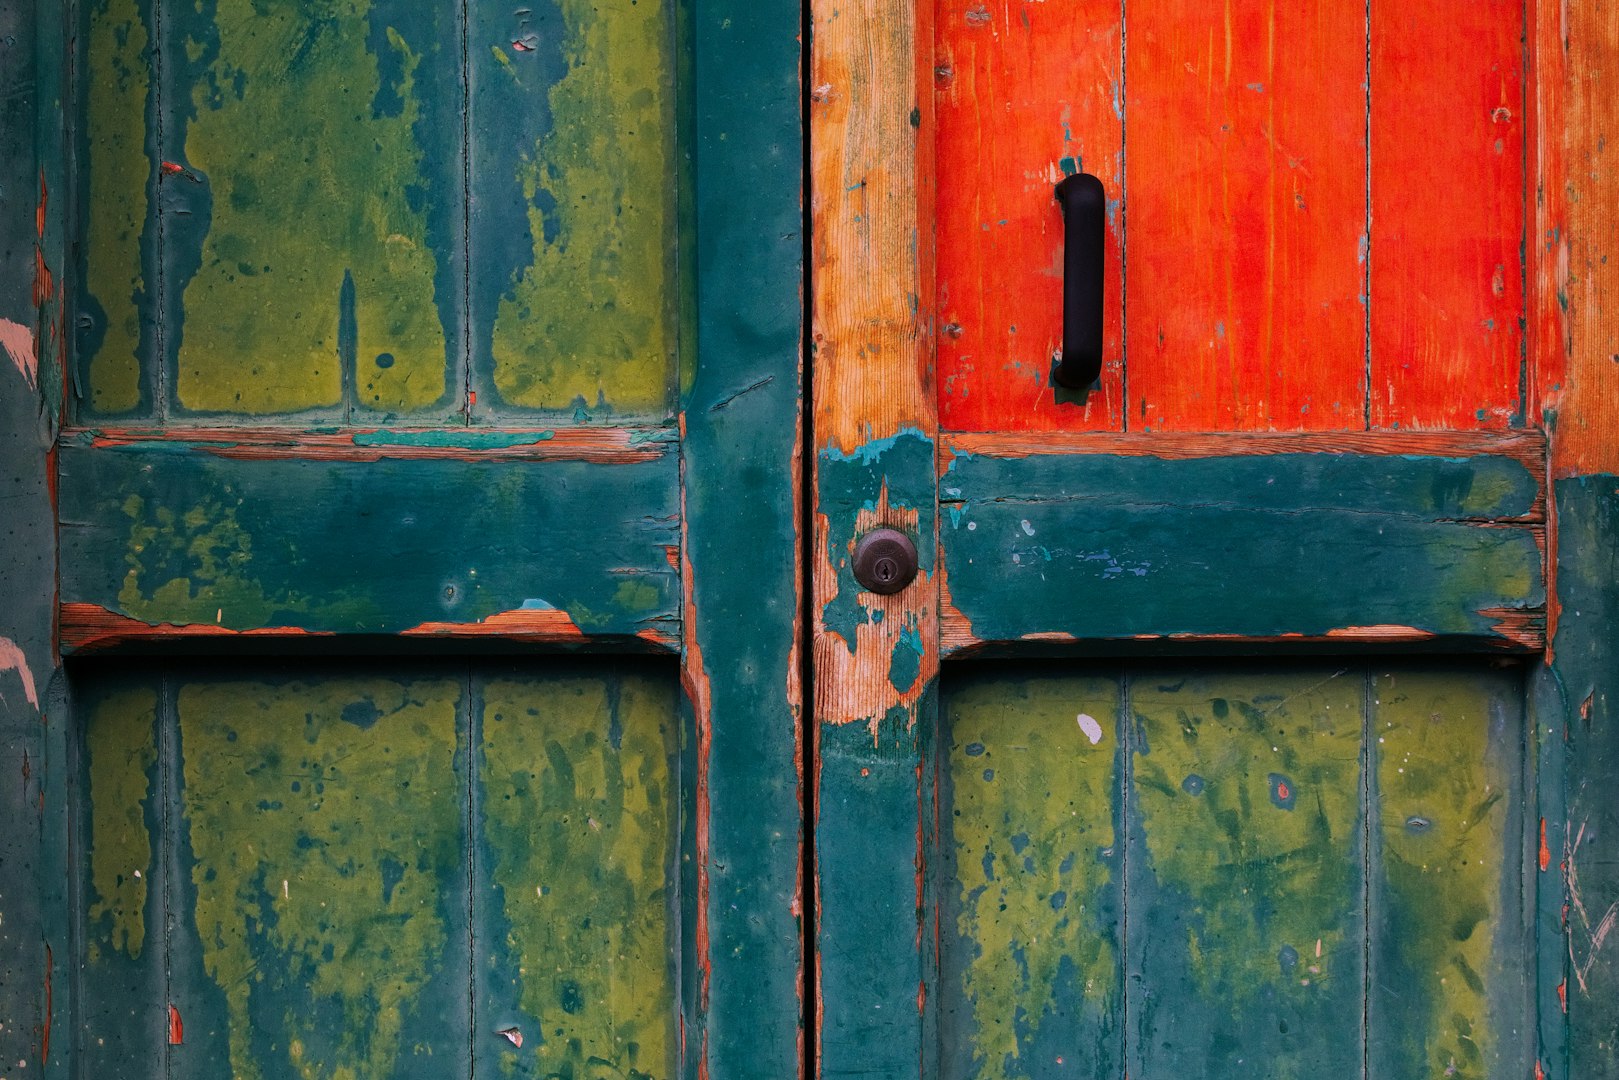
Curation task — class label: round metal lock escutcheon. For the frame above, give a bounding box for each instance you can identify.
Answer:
[852,528,919,595]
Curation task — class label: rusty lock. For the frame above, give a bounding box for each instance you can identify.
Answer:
[852,528,919,595]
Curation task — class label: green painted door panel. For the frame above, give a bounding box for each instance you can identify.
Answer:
[935,662,1530,1080]
[76,660,682,1079]
[75,0,679,423]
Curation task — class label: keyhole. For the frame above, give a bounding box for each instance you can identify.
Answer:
[852,527,918,595]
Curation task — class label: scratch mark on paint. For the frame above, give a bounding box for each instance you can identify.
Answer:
[0,637,40,709]
[498,1026,523,1047]
[0,319,37,390]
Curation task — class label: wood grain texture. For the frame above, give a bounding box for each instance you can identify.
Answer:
[933,0,1123,432]
[940,448,1546,652]
[1123,1,1367,431]
[1369,0,1525,431]
[1539,1,1619,476]
[811,0,940,1068]
[57,444,680,647]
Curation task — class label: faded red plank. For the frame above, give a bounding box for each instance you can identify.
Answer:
[933,0,1122,432]
[1126,2,1367,431]
[1370,0,1525,430]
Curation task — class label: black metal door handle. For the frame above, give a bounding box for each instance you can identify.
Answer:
[1053,172,1105,390]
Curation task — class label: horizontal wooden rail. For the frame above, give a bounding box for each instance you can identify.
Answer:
[940,431,1547,654]
[58,434,680,651]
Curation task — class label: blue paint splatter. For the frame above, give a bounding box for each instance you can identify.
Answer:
[1182,773,1206,796]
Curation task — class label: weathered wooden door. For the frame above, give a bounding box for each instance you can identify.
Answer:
[0,0,803,1077]
[811,2,1619,1079]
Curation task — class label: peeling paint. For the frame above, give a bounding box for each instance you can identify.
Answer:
[0,637,40,709]
[0,319,36,390]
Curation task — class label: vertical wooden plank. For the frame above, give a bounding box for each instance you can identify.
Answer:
[811,0,939,1065]
[681,0,804,1068]
[1550,481,1619,1079]
[469,0,679,421]
[0,0,58,1070]
[1366,667,1532,1079]
[75,677,166,1076]
[933,0,1123,433]
[1369,0,1525,431]
[472,668,680,1078]
[1126,3,1367,432]
[937,672,1123,1080]
[1126,667,1365,1078]
[1537,4,1619,1077]
[76,0,157,419]
[167,672,471,1080]
[163,0,459,420]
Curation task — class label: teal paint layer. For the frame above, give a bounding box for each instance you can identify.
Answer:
[0,0,57,1069]
[469,0,679,421]
[75,677,166,1077]
[943,451,1544,646]
[818,430,938,661]
[815,429,939,1078]
[677,0,803,1062]
[1125,667,1367,1079]
[1550,476,1619,1079]
[817,704,933,1078]
[1366,667,1531,1080]
[57,444,679,641]
[937,672,1124,1080]
[472,667,680,1078]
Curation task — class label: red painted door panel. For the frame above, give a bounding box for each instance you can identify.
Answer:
[934,0,1525,433]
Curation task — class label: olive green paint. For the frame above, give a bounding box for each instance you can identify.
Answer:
[941,673,1122,1080]
[81,0,150,416]
[85,684,159,961]
[175,0,446,416]
[1369,668,1529,1079]
[178,675,463,1080]
[1126,668,1366,1078]
[476,673,677,1078]
[488,0,676,416]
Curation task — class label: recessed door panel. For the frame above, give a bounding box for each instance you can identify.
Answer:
[75,660,682,1079]
[936,662,1529,1079]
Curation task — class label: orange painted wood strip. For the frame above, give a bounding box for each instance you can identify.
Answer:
[1370,0,1525,431]
[933,0,1122,433]
[1536,1,1619,476]
[1527,0,1567,435]
[1125,2,1367,432]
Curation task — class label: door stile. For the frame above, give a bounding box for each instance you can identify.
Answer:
[679,0,807,1071]
[1529,1,1619,1076]
[809,0,942,1069]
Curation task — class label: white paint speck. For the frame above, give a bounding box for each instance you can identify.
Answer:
[1020,520,1035,536]
[1077,713,1103,745]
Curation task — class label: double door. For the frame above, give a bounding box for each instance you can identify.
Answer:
[0,0,1609,1078]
